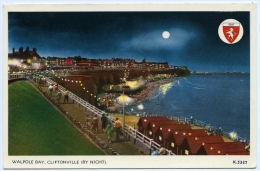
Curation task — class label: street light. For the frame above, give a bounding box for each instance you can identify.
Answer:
[116,92,134,132]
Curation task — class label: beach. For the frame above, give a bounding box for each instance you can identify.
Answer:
[98,77,174,111]
[132,78,173,103]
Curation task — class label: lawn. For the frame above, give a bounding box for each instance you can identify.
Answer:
[8,81,105,155]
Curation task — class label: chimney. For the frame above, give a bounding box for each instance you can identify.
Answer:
[12,48,15,54]
[19,47,23,53]
[33,48,37,53]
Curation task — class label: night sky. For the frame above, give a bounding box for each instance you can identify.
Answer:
[8,12,250,72]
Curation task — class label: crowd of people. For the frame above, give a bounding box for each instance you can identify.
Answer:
[84,113,122,144]
[131,80,169,102]
[48,83,70,103]
[84,113,169,155]
[97,78,174,111]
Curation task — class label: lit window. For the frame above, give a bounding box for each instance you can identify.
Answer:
[171,142,175,147]
[185,150,189,155]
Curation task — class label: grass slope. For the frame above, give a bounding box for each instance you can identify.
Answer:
[8,81,105,155]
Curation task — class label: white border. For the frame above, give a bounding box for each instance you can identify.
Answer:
[1,1,259,171]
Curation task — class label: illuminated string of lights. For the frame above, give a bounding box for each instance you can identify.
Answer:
[58,77,97,98]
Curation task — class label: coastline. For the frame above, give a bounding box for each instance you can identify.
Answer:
[132,78,174,103]
[98,77,174,111]
[105,77,237,143]
[77,73,248,143]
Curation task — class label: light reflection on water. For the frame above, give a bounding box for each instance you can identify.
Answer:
[125,74,250,139]
[159,82,173,95]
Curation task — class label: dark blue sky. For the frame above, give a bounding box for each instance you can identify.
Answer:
[8,12,250,72]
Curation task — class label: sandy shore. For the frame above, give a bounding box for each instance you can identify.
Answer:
[99,78,174,111]
[131,78,173,103]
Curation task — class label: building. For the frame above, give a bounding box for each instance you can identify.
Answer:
[64,58,74,66]
[154,124,191,147]
[179,136,224,155]
[137,116,170,136]
[140,58,169,69]
[168,129,208,155]
[196,142,249,155]
[72,58,101,69]
[8,46,45,70]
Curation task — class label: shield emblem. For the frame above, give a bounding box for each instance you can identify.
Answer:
[222,22,240,43]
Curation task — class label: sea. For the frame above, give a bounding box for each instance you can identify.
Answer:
[124,74,250,140]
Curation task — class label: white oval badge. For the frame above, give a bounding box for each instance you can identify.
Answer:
[218,19,244,44]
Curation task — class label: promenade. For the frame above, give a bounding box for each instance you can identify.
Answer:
[39,84,145,155]
[12,75,246,156]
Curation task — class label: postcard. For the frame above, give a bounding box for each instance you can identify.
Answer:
[2,2,258,170]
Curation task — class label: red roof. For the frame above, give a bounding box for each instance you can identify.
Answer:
[173,129,208,146]
[161,129,172,139]
[149,120,181,133]
[137,116,169,129]
[224,142,248,154]
[166,124,191,132]
[198,143,226,155]
[160,125,198,140]
[183,136,224,154]
[198,142,248,155]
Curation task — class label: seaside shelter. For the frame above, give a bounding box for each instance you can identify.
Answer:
[169,129,208,155]
[158,128,173,149]
[196,142,249,155]
[137,116,170,136]
[147,120,187,141]
[152,123,192,145]
[196,143,227,155]
[179,136,224,155]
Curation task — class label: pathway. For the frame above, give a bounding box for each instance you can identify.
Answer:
[39,84,145,155]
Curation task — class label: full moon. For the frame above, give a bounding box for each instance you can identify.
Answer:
[162,31,170,39]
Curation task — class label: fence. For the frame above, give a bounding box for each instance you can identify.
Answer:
[8,73,26,80]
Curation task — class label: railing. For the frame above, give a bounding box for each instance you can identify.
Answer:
[45,77,104,117]
[175,117,248,143]
[8,73,26,80]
